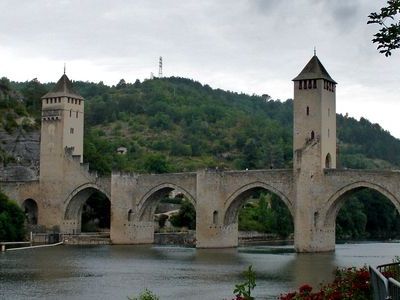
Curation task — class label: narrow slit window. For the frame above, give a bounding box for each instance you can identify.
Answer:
[306,106,310,116]
[213,211,218,225]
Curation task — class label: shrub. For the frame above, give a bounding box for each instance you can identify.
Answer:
[232,265,256,300]
[279,266,371,300]
[128,289,159,300]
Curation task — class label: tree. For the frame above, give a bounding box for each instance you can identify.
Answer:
[368,0,400,56]
[169,200,196,229]
[0,191,25,241]
[142,153,172,174]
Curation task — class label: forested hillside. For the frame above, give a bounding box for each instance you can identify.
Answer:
[2,75,400,239]
[2,75,399,174]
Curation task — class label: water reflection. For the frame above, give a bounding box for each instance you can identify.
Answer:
[290,252,336,288]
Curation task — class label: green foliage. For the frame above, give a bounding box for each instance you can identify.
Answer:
[368,0,400,56]
[238,193,293,238]
[233,265,256,300]
[142,153,172,174]
[336,189,400,240]
[81,192,110,232]
[0,191,26,241]
[169,200,196,229]
[128,289,159,300]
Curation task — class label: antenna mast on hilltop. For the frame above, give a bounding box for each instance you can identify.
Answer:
[158,56,163,78]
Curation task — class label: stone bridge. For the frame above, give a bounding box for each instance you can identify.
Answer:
[1,55,399,252]
[3,166,400,252]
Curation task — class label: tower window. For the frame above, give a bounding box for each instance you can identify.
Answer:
[46,99,49,104]
[70,128,74,134]
[79,100,81,105]
[58,98,61,103]
[328,108,330,117]
[304,80,307,90]
[299,81,302,89]
[70,110,72,117]
[328,129,330,137]
[311,131,315,140]
[76,111,78,118]
[324,81,327,90]
[308,80,312,89]
[306,106,310,116]
[313,79,317,89]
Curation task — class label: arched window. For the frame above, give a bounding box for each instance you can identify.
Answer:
[311,131,315,140]
[213,210,218,225]
[299,81,302,90]
[23,199,38,225]
[306,106,310,116]
[313,79,317,89]
[128,209,133,221]
[308,80,312,89]
[304,80,307,90]
[325,153,332,168]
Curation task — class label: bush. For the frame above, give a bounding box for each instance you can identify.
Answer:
[279,266,371,300]
[128,289,159,300]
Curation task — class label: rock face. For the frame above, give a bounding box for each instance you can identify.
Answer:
[0,129,40,181]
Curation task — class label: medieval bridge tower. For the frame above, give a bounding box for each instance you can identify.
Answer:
[2,55,400,252]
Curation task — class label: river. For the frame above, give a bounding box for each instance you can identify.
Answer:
[0,242,399,299]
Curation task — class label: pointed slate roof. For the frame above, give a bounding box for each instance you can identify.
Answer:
[293,55,337,84]
[42,74,83,100]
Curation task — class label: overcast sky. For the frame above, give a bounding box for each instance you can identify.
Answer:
[1,0,399,137]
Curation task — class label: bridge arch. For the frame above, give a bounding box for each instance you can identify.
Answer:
[323,181,400,228]
[223,181,293,225]
[137,182,196,222]
[63,183,111,233]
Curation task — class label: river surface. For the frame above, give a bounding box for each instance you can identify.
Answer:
[0,242,399,299]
